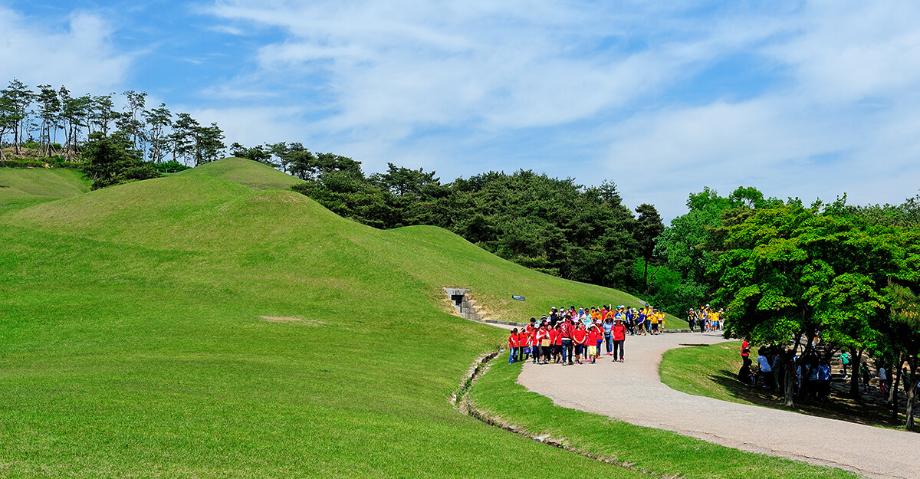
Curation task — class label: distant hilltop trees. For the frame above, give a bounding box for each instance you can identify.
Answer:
[229,141,667,297]
[0,78,225,167]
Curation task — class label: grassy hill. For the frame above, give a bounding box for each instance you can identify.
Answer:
[0,159,651,477]
[0,167,89,213]
[1,159,853,478]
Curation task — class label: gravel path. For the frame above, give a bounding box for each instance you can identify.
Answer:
[518,332,920,478]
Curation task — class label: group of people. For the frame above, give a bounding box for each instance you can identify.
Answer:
[739,340,834,401]
[505,304,668,366]
[687,305,723,332]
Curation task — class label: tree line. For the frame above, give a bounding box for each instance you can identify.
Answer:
[231,142,665,294]
[0,79,226,187]
[653,186,920,428]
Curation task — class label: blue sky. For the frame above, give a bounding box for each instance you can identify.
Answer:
[2,1,919,219]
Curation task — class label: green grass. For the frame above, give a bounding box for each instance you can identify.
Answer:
[471,360,854,479]
[660,342,907,429]
[0,167,89,213]
[0,159,855,476]
[0,158,659,478]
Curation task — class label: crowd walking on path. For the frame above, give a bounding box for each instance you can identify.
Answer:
[507,305,668,366]
[687,304,723,332]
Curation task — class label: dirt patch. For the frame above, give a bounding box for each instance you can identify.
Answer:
[259,316,324,325]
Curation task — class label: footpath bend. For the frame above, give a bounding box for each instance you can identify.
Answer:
[517,332,920,479]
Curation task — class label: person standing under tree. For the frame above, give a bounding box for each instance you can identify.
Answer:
[840,351,851,378]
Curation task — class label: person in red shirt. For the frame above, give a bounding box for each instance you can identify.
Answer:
[560,316,574,365]
[572,323,588,364]
[517,329,530,362]
[612,318,626,362]
[530,327,540,364]
[740,338,752,371]
[587,325,601,363]
[508,328,519,363]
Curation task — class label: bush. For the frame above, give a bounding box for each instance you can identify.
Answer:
[151,160,191,173]
[0,158,46,168]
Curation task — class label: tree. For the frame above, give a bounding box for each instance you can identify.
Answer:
[35,84,62,156]
[194,123,225,165]
[285,145,317,180]
[117,90,147,153]
[81,132,158,189]
[90,95,118,136]
[58,87,91,157]
[370,163,445,226]
[1,79,33,154]
[888,282,920,430]
[143,103,172,163]
[0,95,15,161]
[710,201,819,406]
[292,171,395,228]
[170,113,199,164]
[634,203,664,292]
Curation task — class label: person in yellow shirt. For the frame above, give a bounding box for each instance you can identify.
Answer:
[650,309,660,334]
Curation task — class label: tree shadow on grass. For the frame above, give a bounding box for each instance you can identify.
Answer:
[708,368,907,429]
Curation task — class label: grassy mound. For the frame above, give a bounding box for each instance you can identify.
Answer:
[0,158,651,477]
[0,167,89,213]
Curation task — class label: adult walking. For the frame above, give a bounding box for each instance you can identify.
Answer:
[561,317,574,365]
[612,316,626,362]
[603,316,614,355]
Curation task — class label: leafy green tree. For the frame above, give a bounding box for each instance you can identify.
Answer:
[229,142,274,165]
[371,163,445,226]
[143,103,172,163]
[709,201,820,406]
[81,132,159,189]
[888,282,920,430]
[194,123,225,165]
[1,79,34,154]
[0,95,16,161]
[292,171,395,228]
[116,90,147,152]
[285,144,318,180]
[35,84,62,156]
[170,113,199,164]
[634,203,664,292]
[90,95,117,136]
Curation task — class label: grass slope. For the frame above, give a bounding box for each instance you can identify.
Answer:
[0,159,856,476]
[471,361,853,479]
[0,167,89,213]
[0,159,651,478]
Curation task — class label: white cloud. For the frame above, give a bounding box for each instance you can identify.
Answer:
[0,7,132,93]
[207,1,784,135]
[204,1,920,219]
[183,105,310,147]
[596,2,920,218]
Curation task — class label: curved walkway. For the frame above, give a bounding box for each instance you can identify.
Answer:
[518,332,920,479]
